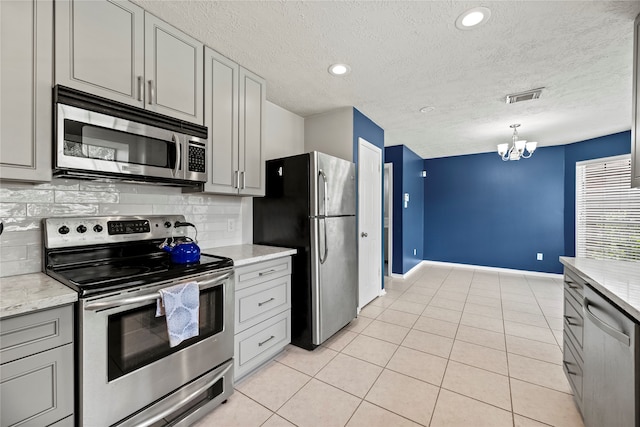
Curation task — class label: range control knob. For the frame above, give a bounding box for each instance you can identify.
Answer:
[58,225,70,235]
[76,225,87,234]
[93,224,103,233]
[164,221,172,228]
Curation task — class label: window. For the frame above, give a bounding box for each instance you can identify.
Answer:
[576,155,640,261]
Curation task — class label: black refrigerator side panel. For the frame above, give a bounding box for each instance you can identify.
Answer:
[253,154,316,349]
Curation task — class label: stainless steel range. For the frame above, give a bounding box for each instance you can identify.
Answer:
[43,215,234,427]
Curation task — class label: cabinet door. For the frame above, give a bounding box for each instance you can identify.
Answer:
[55,0,144,107]
[145,13,203,124]
[239,68,265,196]
[632,13,640,188]
[0,0,52,182]
[204,48,239,194]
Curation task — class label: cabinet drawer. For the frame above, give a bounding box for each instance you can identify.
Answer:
[234,310,290,380]
[236,276,291,333]
[563,333,583,405]
[564,269,585,306]
[0,343,74,427]
[0,305,73,364]
[564,295,583,349]
[235,257,291,291]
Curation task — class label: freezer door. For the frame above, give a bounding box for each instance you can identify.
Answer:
[310,216,358,345]
[310,152,356,217]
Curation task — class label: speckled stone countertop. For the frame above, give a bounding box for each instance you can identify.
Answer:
[0,273,77,319]
[202,244,296,267]
[560,257,640,322]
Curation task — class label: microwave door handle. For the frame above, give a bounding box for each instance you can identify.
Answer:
[172,134,181,177]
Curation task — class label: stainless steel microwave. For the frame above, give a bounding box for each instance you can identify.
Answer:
[54,86,208,187]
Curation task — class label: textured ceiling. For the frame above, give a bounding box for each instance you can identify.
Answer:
[134,0,640,159]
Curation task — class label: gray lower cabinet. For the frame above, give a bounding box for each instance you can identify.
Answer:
[562,268,585,413]
[204,48,265,196]
[0,305,74,427]
[0,0,53,182]
[234,257,292,381]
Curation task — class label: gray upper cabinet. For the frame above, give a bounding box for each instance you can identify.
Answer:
[632,13,640,188]
[204,48,265,196]
[0,0,53,182]
[55,0,203,125]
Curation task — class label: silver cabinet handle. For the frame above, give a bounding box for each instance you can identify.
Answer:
[565,281,580,290]
[234,170,239,189]
[241,171,246,189]
[563,315,579,326]
[137,76,143,101]
[148,80,155,105]
[361,232,368,238]
[258,269,277,276]
[172,133,181,177]
[584,298,630,346]
[258,297,275,307]
[563,361,577,376]
[258,335,275,347]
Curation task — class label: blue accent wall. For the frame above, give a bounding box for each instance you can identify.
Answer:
[563,131,631,256]
[424,146,566,273]
[385,145,425,274]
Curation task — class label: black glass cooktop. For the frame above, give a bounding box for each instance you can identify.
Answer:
[45,242,233,297]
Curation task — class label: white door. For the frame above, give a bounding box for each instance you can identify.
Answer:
[358,138,382,309]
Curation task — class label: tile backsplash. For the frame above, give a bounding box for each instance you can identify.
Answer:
[0,179,250,277]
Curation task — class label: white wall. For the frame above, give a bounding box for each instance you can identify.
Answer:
[304,107,353,161]
[264,101,305,160]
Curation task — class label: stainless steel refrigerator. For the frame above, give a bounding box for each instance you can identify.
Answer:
[253,152,358,350]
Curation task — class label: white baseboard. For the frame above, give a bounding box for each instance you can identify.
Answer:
[389,262,423,279]
[421,260,563,280]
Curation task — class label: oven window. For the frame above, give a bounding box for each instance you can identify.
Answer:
[107,285,224,381]
[63,119,177,168]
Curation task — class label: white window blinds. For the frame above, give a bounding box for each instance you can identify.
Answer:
[576,155,640,261]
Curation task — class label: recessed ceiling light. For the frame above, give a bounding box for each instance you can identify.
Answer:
[419,106,435,113]
[455,7,491,30]
[328,63,351,76]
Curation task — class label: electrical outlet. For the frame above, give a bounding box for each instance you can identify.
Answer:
[227,219,235,232]
[413,249,417,256]
[536,253,543,261]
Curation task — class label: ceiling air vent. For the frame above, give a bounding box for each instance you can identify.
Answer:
[505,88,544,104]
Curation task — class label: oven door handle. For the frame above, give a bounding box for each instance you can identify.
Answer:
[84,271,233,311]
[133,362,233,427]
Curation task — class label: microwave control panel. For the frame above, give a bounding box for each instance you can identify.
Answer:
[188,142,206,173]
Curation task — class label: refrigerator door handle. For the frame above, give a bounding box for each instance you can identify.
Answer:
[319,218,328,264]
[318,169,328,217]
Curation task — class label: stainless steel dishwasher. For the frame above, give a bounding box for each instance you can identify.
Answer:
[582,286,639,427]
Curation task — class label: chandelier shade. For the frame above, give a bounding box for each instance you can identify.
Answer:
[497,124,537,161]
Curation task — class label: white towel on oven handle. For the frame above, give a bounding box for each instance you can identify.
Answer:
[156,281,200,347]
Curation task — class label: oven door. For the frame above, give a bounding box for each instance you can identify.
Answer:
[56,104,187,181]
[78,269,234,427]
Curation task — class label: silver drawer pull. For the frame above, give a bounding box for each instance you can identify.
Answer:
[565,281,580,290]
[564,315,579,326]
[259,269,278,276]
[258,297,275,307]
[258,335,275,347]
[563,361,577,376]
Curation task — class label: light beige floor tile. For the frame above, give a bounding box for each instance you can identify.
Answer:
[405,285,437,297]
[463,302,503,319]
[346,401,421,427]
[346,316,373,333]
[412,316,458,338]
[236,362,310,411]
[261,414,296,427]
[359,304,385,319]
[361,319,410,344]
[545,315,564,331]
[460,312,504,333]
[397,291,433,305]
[552,329,563,346]
[466,294,502,308]
[276,344,337,376]
[193,391,271,427]
[501,291,536,304]
[506,335,562,365]
[401,329,454,358]
[449,340,508,375]
[422,306,462,323]
[511,378,584,427]
[501,300,543,315]
[386,345,448,386]
[376,308,419,328]
[365,369,439,425]
[321,328,358,352]
[342,334,399,366]
[389,299,426,315]
[367,295,396,308]
[469,287,502,299]
[277,379,360,427]
[504,320,557,344]
[508,353,572,393]
[316,353,383,398]
[503,310,549,328]
[514,414,554,427]
[383,289,404,299]
[429,297,465,311]
[430,389,513,427]
[435,289,468,302]
[455,324,506,351]
[441,360,511,410]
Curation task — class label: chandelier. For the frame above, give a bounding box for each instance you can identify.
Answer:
[497,124,537,161]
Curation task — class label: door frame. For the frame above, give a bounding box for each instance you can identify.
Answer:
[384,163,393,277]
[357,137,383,310]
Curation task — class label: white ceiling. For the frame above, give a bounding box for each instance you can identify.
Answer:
[134,0,640,159]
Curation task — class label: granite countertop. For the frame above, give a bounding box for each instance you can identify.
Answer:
[202,244,296,267]
[560,257,640,322]
[0,273,77,319]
